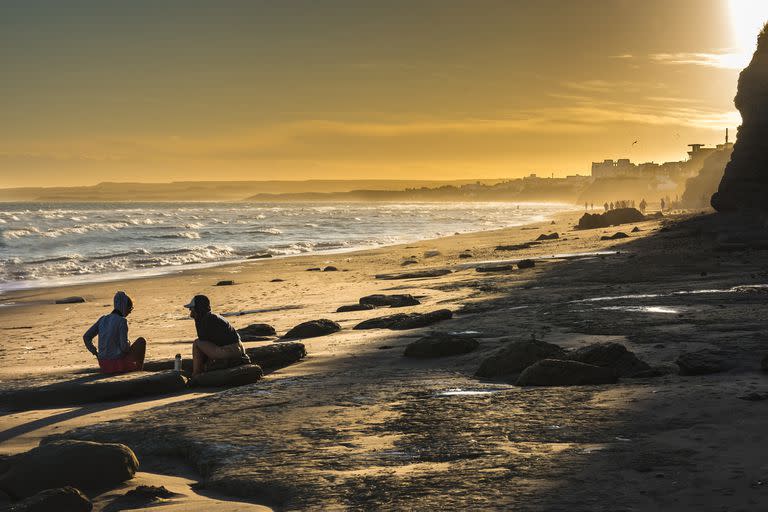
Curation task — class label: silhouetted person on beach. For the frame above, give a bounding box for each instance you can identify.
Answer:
[83,291,146,374]
[639,199,647,213]
[660,198,666,211]
[185,294,249,375]
[609,202,614,210]
[603,202,609,212]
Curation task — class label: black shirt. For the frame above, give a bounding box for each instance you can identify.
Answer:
[194,312,240,347]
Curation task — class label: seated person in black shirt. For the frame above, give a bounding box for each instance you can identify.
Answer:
[184,294,249,375]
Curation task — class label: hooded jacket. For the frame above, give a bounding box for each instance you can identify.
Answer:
[83,291,131,360]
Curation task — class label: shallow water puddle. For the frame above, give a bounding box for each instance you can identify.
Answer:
[600,305,680,314]
[436,388,507,397]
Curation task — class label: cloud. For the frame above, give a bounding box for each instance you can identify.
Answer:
[649,51,749,70]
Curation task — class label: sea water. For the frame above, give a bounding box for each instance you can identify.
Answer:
[0,201,574,292]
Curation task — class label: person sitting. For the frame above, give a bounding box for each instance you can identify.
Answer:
[184,294,250,375]
[83,291,146,374]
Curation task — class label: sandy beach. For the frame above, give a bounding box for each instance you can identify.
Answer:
[2,209,768,511]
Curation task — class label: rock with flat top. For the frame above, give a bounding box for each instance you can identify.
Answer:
[237,323,277,340]
[404,333,478,358]
[600,232,629,241]
[336,303,376,312]
[282,319,340,340]
[55,296,85,304]
[568,342,650,377]
[354,313,412,330]
[190,364,263,388]
[391,309,452,330]
[577,208,646,230]
[215,280,235,286]
[516,359,618,386]
[359,294,420,308]
[676,350,730,375]
[0,440,138,500]
[517,259,535,269]
[476,264,515,273]
[536,232,559,241]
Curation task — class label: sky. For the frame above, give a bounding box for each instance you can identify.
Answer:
[1,0,767,187]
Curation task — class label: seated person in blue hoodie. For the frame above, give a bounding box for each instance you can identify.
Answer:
[184,294,249,375]
[83,291,147,374]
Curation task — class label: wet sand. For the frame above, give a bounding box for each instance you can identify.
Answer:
[2,209,768,511]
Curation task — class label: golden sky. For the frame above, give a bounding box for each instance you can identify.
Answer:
[1,0,767,187]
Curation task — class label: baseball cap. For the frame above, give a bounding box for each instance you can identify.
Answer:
[183,294,211,311]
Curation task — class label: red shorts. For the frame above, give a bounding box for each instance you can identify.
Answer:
[98,338,146,374]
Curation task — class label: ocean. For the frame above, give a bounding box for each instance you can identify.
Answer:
[0,202,574,292]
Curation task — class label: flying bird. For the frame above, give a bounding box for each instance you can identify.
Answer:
[632,140,638,145]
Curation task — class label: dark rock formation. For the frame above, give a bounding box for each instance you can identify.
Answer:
[475,339,565,379]
[270,278,285,282]
[55,296,85,304]
[336,303,376,312]
[676,349,730,375]
[536,232,559,241]
[282,319,340,339]
[104,485,179,511]
[359,294,420,308]
[496,242,540,251]
[403,333,479,358]
[323,266,338,272]
[0,440,138,499]
[190,364,263,388]
[215,280,235,286]
[567,342,650,377]
[517,259,535,269]
[375,269,452,280]
[143,343,305,373]
[600,232,629,240]
[681,147,732,208]
[401,259,419,266]
[631,226,641,233]
[353,310,452,330]
[8,486,92,512]
[237,323,277,340]
[476,264,515,273]
[458,252,473,259]
[712,25,768,212]
[577,208,646,230]
[247,253,272,259]
[306,267,322,271]
[5,371,188,410]
[516,359,618,386]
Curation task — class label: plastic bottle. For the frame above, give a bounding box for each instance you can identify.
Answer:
[174,354,182,372]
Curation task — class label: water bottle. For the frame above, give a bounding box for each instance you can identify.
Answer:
[174,354,182,372]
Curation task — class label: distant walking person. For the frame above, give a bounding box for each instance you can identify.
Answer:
[184,294,250,375]
[585,202,588,211]
[639,198,647,213]
[660,198,666,211]
[603,202,609,212]
[609,201,614,210]
[83,291,146,374]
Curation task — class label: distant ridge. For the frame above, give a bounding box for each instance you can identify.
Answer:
[0,179,505,202]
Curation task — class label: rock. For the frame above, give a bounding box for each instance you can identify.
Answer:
[354,310,452,330]
[215,280,235,286]
[631,226,641,232]
[476,264,515,272]
[359,294,420,308]
[600,232,629,241]
[0,440,138,499]
[577,208,646,230]
[458,252,473,259]
[711,28,768,212]
[390,309,453,330]
[354,313,412,330]
[517,259,535,269]
[475,339,565,379]
[738,392,768,401]
[424,250,441,258]
[336,303,376,312]
[375,269,452,280]
[105,485,179,511]
[403,333,479,358]
[496,242,540,251]
[247,253,272,259]
[568,342,651,377]
[55,296,85,304]
[5,371,188,411]
[401,259,419,266]
[237,323,277,340]
[270,278,285,282]
[323,266,338,272]
[676,349,730,375]
[306,268,321,272]
[282,319,341,339]
[761,354,768,372]
[536,232,559,241]
[245,343,306,370]
[7,487,93,512]
[190,364,263,387]
[516,359,618,386]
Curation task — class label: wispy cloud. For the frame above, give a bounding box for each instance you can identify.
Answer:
[649,51,749,70]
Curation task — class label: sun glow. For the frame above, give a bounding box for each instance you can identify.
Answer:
[729,0,768,66]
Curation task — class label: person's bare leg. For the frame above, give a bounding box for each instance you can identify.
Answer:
[127,337,146,371]
[195,339,241,359]
[192,340,207,376]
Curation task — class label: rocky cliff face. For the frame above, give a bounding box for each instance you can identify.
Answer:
[711,24,768,212]
[682,147,732,209]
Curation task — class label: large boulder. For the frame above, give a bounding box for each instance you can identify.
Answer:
[568,342,650,377]
[475,339,565,379]
[516,359,618,386]
[676,349,730,375]
[403,333,479,358]
[5,371,188,411]
[353,310,453,330]
[190,364,263,388]
[0,440,138,499]
[6,487,92,512]
[359,294,420,308]
[577,208,646,230]
[237,323,276,340]
[282,319,340,340]
[711,26,768,212]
